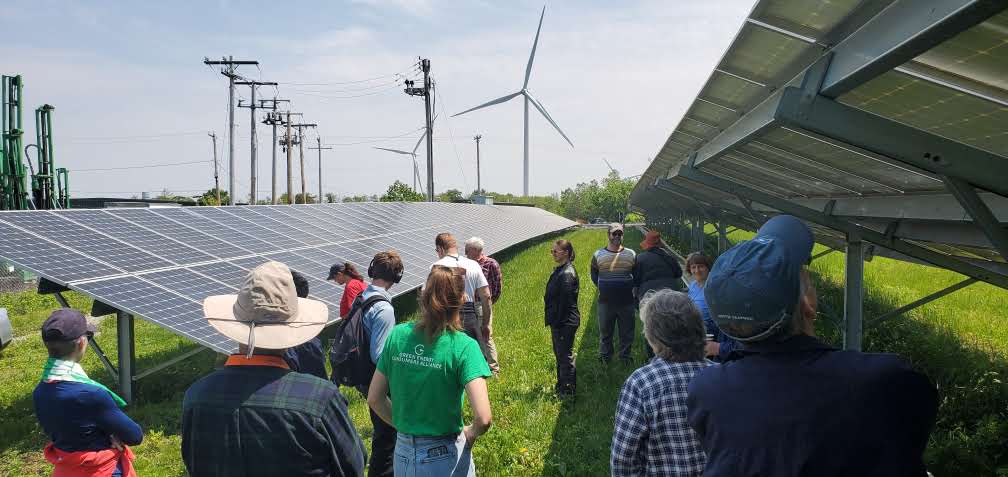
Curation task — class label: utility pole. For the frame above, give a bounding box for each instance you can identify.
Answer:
[404,58,434,201]
[203,56,259,205]
[279,112,303,204]
[289,122,316,203]
[237,80,277,205]
[474,134,482,195]
[260,97,289,204]
[308,137,332,203]
[208,132,220,205]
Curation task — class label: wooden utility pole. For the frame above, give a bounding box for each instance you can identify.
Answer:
[237,80,277,205]
[404,58,434,201]
[260,97,289,204]
[289,122,316,203]
[279,112,303,204]
[308,137,332,203]
[208,132,220,205]
[202,56,259,205]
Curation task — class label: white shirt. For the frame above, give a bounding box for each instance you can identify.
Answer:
[432,254,489,303]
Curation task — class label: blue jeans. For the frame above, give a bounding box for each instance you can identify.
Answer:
[394,432,474,477]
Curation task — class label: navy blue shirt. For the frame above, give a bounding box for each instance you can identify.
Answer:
[283,336,327,380]
[688,281,738,360]
[33,381,143,452]
[687,334,937,477]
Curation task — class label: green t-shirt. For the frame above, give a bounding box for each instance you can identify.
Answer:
[376,322,492,436]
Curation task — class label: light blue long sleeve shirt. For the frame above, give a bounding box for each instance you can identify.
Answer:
[360,284,396,364]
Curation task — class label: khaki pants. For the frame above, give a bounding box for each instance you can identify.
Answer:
[471,301,500,374]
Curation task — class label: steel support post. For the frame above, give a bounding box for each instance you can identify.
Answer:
[870,277,978,326]
[116,312,135,404]
[843,239,864,351]
[717,221,729,254]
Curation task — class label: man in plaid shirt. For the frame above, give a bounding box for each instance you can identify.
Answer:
[611,289,712,476]
[183,261,367,477]
[466,236,501,375]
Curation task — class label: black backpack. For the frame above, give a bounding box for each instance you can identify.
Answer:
[329,294,391,387]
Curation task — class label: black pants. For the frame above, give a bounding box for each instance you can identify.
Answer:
[368,406,397,477]
[550,324,578,395]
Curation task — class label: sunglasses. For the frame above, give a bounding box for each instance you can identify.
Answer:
[610,231,623,236]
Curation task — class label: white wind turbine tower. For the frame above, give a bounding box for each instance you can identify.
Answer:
[374,132,427,195]
[452,5,573,197]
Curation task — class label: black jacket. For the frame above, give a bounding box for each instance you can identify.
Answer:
[544,261,580,327]
[633,247,684,296]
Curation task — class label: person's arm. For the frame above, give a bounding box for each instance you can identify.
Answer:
[611,378,646,476]
[462,377,492,444]
[478,286,493,336]
[323,387,368,477]
[368,303,396,364]
[91,389,143,446]
[490,261,503,303]
[367,370,394,426]
[718,334,737,361]
[590,254,600,286]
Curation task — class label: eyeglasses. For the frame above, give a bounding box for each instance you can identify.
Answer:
[611,231,623,237]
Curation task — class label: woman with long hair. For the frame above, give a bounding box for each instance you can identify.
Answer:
[544,239,579,398]
[368,266,493,476]
[328,262,368,318]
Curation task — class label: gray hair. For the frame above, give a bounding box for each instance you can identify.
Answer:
[640,289,706,362]
[464,237,485,251]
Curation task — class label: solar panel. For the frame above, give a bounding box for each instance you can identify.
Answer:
[0,203,575,353]
[632,0,1008,293]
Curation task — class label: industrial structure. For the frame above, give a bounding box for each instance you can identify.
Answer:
[1,75,69,211]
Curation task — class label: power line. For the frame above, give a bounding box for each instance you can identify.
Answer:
[434,81,471,192]
[273,63,420,86]
[74,160,211,172]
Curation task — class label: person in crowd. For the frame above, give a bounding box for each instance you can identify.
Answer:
[282,270,327,379]
[184,261,366,477]
[685,253,737,361]
[34,308,143,477]
[544,239,580,398]
[368,265,493,477]
[432,232,496,373]
[352,250,404,477]
[611,289,712,476]
[687,215,939,476]
[465,236,502,375]
[633,229,684,360]
[329,262,368,318]
[591,223,637,364]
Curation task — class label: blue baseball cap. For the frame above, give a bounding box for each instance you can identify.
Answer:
[703,215,814,342]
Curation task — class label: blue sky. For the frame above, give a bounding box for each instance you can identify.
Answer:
[3,0,754,199]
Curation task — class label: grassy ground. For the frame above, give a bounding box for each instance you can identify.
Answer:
[4,224,1006,475]
[660,223,1008,476]
[1,228,643,477]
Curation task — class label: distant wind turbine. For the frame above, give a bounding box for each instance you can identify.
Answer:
[374,132,427,195]
[452,5,573,197]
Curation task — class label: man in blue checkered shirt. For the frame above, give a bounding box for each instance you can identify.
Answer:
[611,289,712,476]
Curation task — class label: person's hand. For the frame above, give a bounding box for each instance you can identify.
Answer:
[481,322,492,338]
[109,435,124,451]
[704,341,720,357]
[463,425,479,446]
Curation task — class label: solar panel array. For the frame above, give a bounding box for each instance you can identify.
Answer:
[0,203,576,353]
[631,0,1008,288]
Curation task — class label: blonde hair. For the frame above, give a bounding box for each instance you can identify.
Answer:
[416,266,465,342]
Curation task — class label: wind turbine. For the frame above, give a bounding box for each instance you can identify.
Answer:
[452,5,573,197]
[373,132,426,195]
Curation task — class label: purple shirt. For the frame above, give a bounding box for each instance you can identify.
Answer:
[477,255,502,303]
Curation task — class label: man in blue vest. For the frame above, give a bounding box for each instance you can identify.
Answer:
[687,215,938,476]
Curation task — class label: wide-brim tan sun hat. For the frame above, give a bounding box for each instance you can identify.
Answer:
[204,261,328,350]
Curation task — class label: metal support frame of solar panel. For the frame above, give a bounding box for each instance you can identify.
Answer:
[630,0,1008,353]
[0,203,576,357]
[631,0,1008,290]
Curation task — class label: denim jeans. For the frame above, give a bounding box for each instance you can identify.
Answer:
[394,432,474,477]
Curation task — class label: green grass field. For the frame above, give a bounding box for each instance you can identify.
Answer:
[3,225,1007,476]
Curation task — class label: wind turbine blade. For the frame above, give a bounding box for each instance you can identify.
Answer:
[414,158,426,196]
[373,146,413,155]
[524,5,546,89]
[524,92,574,148]
[452,91,521,117]
[412,131,427,155]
